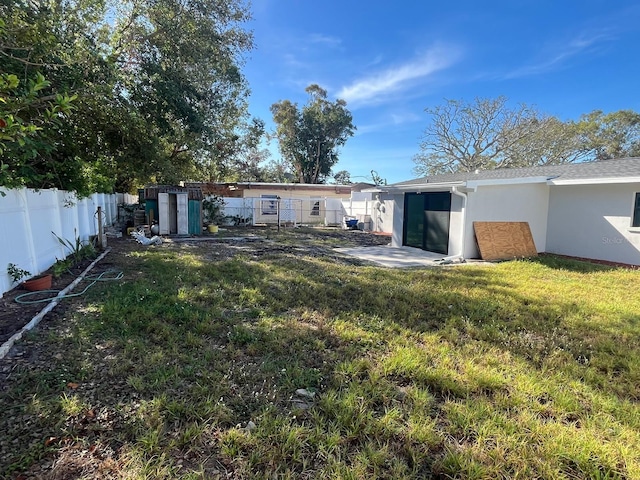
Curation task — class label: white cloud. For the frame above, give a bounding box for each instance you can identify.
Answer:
[357,112,422,135]
[337,44,461,106]
[308,33,342,48]
[505,31,613,79]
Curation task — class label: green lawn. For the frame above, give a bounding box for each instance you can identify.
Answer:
[1,229,639,479]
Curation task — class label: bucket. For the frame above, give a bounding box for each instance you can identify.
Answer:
[208,225,219,233]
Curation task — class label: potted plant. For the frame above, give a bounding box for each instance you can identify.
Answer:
[202,196,225,233]
[7,263,52,291]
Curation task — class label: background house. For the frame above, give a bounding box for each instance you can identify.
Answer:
[187,182,380,227]
[377,158,640,265]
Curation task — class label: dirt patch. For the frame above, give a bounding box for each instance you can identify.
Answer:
[0,228,389,350]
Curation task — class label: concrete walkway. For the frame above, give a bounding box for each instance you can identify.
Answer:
[335,245,459,268]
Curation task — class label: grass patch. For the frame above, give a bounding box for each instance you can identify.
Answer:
[0,229,638,478]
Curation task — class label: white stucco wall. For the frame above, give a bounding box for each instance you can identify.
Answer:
[391,194,405,247]
[448,193,464,256]
[463,183,550,259]
[372,193,394,233]
[546,183,640,265]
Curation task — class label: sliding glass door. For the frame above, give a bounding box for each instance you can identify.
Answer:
[403,192,451,254]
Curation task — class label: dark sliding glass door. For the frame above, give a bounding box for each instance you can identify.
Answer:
[403,192,451,254]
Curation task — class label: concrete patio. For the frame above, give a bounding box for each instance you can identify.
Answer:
[334,245,465,268]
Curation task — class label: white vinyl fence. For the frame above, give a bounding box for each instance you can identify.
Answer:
[0,188,136,296]
[210,193,393,233]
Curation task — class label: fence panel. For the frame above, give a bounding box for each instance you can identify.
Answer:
[1,188,127,296]
[25,189,64,274]
[201,193,390,232]
[0,190,34,295]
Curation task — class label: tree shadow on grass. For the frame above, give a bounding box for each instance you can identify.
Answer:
[2,243,638,478]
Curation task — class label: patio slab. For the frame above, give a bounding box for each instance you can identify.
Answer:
[334,245,462,268]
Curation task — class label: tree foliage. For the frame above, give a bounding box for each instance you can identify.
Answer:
[576,110,640,160]
[332,170,352,184]
[0,0,253,195]
[413,97,640,176]
[271,85,355,184]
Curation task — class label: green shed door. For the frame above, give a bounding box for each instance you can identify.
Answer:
[403,192,451,254]
[188,200,202,235]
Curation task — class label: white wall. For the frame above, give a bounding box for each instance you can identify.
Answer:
[546,183,640,265]
[217,193,391,229]
[448,193,465,256]
[325,198,348,226]
[370,193,394,233]
[0,188,121,296]
[463,183,550,259]
[391,193,405,247]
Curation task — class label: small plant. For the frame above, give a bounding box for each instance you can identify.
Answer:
[52,258,74,278]
[7,263,31,283]
[52,229,97,265]
[202,196,225,225]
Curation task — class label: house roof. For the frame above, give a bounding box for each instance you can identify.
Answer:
[187,181,374,197]
[392,157,640,187]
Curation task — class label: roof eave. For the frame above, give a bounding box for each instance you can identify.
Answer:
[549,176,640,186]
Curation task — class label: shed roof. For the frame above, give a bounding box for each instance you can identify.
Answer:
[393,157,640,187]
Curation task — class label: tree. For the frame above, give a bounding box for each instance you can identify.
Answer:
[220,118,273,182]
[271,84,355,184]
[413,97,640,177]
[370,170,387,186]
[0,0,254,194]
[333,170,352,184]
[98,0,254,190]
[412,97,584,176]
[502,117,591,167]
[575,110,640,160]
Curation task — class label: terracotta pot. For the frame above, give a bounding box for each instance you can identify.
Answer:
[23,274,53,291]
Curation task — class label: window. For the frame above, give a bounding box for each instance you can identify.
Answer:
[261,195,278,215]
[310,199,320,216]
[633,193,640,227]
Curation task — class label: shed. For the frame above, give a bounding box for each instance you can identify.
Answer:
[143,185,203,235]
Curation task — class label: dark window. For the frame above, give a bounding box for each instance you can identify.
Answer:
[261,195,278,215]
[310,200,320,216]
[633,193,640,227]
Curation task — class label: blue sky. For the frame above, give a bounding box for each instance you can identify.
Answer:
[242,1,640,184]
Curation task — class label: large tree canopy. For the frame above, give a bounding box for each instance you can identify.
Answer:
[271,85,355,184]
[413,96,640,176]
[0,0,253,195]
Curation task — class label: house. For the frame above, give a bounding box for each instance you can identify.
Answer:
[186,182,375,226]
[375,158,640,266]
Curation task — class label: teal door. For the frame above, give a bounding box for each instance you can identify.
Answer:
[403,192,451,254]
[188,200,202,235]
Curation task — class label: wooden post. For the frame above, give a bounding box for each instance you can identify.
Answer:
[97,206,104,249]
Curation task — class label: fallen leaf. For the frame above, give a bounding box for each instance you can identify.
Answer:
[44,436,58,446]
[67,382,80,389]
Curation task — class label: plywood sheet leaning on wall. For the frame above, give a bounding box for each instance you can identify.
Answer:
[473,222,538,261]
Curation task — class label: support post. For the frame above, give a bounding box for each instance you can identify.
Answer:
[97,206,105,249]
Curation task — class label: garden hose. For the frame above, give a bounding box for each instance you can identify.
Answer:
[15,269,123,305]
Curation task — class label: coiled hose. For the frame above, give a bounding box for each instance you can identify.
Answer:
[15,269,123,304]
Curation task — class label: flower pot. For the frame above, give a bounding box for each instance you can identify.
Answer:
[23,274,53,291]
[208,225,219,233]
